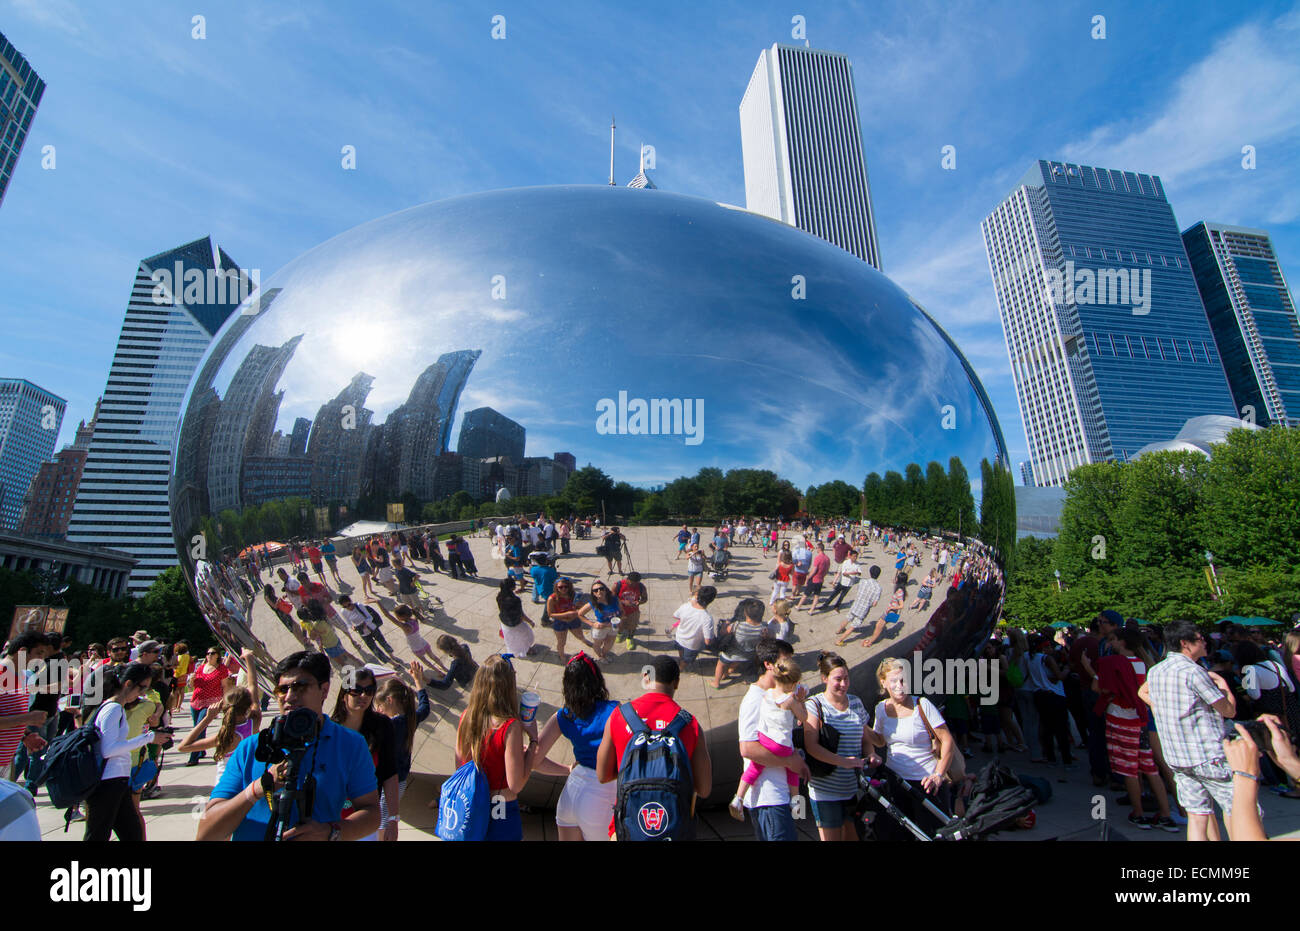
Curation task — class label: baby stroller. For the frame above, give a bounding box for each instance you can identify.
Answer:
[707,545,731,582]
[856,761,1037,841]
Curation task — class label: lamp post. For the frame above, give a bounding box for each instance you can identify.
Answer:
[1204,550,1222,601]
[1054,569,1061,592]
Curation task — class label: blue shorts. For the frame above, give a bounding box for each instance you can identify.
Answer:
[811,797,855,829]
[483,799,522,842]
[677,645,701,663]
[552,618,583,632]
[323,643,346,659]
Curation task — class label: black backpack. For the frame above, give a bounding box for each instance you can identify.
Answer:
[27,716,107,832]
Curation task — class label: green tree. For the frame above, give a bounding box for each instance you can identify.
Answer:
[923,461,949,531]
[948,456,976,539]
[880,471,905,526]
[562,466,615,515]
[863,472,884,523]
[1112,451,1207,572]
[1200,426,1300,568]
[1056,462,1123,579]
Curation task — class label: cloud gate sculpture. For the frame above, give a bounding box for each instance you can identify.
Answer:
[169,185,1007,809]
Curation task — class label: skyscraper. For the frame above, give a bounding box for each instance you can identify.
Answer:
[68,237,249,595]
[1182,222,1300,428]
[0,31,44,209]
[457,407,525,461]
[17,399,97,537]
[0,379,65,529]
[982,160,1237,486]
[307,373,375,507]
[739,44,881,270]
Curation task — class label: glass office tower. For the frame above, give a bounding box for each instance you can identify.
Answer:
[0,379,65,529]
[0,31,44,208]
[1182,222,1300,428]
[68,237,248,595]
[983,160,1236,486]
[740,44,882,270]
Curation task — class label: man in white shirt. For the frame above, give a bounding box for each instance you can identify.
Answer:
[336,595,395,658]
[817,549,861,612]
[739,638,809,841]
[671,586,718,667]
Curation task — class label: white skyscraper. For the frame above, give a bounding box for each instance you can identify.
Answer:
[68,237,249,595]
[739,44,882,270]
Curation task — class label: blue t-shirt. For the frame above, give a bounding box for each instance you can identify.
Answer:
[558,700,618,769]
[793,548,812,572]
[530,564,557,598]
[590,598,621,625]
[690,532,700,546]
[676,530,690,543]
[210,715,378,841]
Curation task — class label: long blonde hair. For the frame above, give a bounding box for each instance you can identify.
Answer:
[214,687,257,762]
[457,655,518,766]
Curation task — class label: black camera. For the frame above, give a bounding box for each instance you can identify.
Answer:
[1236,719,1274,757]
[254,706,320,762]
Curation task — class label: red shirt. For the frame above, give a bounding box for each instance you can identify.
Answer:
[0,673,29,770]
[775,563,793,582]
[1096,654,1148,724]
[307,546,322,563]
[458,714,515,792]
[606,692,701,837]
[190,657,238,709]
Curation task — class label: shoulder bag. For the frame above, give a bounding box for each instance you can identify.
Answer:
[917,698,965,784]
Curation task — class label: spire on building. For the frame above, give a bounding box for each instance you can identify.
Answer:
[628,142,657,189]
[608,116,616,186]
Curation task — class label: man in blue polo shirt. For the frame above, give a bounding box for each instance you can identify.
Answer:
[197,651,379,841]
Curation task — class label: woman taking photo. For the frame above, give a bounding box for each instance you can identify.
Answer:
[454,654,540,841]
[85,663,169,841]
[864,656,956,840]
[803,652,873,841]
[530,653,619,840]
[331,667,401,841]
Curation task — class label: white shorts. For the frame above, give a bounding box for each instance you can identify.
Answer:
[405,631,430,654]
[377,567,395,584]
[590,625,615,641]
[556,764,617,840]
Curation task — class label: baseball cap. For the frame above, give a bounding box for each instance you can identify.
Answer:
[1098,610,1123,627]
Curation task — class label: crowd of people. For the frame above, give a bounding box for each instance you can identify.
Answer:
[5,512,1290,844]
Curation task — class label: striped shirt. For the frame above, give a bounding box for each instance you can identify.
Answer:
[804,693,867,801]
[1145,652,1228,769]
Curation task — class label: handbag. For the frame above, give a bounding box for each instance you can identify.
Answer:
[802,695,842,779]
[917,699,965,784]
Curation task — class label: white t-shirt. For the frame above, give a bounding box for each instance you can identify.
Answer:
[739,684,792,807]
[873,697,944,782]
[1244,661,1293,700]
[340,604,378,633]
[759,687,797,747]
[672,603,715,651]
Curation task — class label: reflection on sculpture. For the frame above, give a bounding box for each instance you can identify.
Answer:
[168,186,1009,804]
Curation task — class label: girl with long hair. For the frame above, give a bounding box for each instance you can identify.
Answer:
[496,577,538,659]
[175,684,262,783]
[375,668,431,833]
[530,652,619,840]
[331,667,400,841]
[422,635,477,690]
[352,545,376,599]
[451,655,539,840]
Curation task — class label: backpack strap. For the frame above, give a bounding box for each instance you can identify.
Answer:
[619,702,649,737]
[663,708,693,739]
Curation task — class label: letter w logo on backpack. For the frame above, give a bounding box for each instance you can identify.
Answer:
[615,704,695,841]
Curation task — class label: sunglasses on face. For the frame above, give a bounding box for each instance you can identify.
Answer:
[346,683,377,697]
[274,680,316,696]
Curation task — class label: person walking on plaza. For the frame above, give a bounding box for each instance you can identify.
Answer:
[1140,620,1239,841]
[794,542,831,612]
[834,565,882,646]
[816,548,860,612]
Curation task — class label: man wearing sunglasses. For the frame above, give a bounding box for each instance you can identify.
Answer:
[198,651,379,841]
[1140,620,1238,841]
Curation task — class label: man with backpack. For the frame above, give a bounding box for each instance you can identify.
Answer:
[596,656,712,840]
[337,594,396,658]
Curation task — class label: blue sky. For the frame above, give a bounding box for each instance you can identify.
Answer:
[2,0,1298,480]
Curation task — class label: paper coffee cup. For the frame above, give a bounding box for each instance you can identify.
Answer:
[520,691,540,724]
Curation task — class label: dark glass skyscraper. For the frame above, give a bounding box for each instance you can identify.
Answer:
[0,31,44,209]
[983,160,1237,485]
[1182,222,1300,428]
[457,406,525,461]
